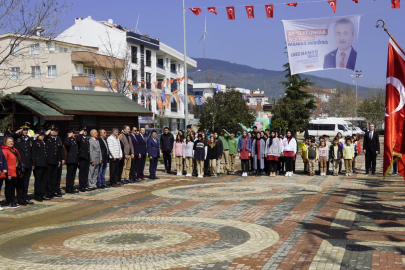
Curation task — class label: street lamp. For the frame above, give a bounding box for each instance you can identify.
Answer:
[351,70,363,114]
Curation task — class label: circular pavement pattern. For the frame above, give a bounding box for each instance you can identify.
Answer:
[152,182,322,201]
[0,216,279,270]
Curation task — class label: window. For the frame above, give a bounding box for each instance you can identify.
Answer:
[31,66,41,78]
[30,43,40,55]
[59,46,68,53]
[131,46,138,64]
[170,64,176,72]
[146,72,151,89]
[84,68,95,76]
[319,124,335,131]
[338,124,346,131]
[10,44,20,56]
[194,90,203,96]
[47,65,56,78]
[11,67,20,79]
[106,71,112,79]
[145,50,151,66]
[47,42,56,52]
[131,69,137,84]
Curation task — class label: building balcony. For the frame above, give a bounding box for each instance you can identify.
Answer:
[170,69,177,75]
[72,51,125,69]
[156,64,166,75]
[72,74,108,89]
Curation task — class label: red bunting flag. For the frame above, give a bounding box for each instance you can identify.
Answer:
[328,0,336,13]
[265,4,274,18]
[207,7,217,15]
[352,0,358,3]
[286,3,298,7]
[383,37,405,179]
[189,8,202,16]
[226,6,235,20]
[245,5,255,19]
[392,0,400,8]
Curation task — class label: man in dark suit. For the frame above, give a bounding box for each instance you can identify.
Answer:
[147,130,160,180]
[44,125,64,198]
[129,126,140,182]
[64,129,79,194]
[323,18,357,70]
[136,127,147,181]
[11,124,35,205]
[97,129,110,188]
[77,126,90,192]
[363,124,380,175]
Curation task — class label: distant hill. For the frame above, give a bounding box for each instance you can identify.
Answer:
[189,58,369,98]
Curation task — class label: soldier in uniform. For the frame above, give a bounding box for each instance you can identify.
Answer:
[11,124,36,205]
[55,127,66,196]
[32,129,50,202]
[44,125,64,198]
[64,129,79,194]
[77,126,90,192]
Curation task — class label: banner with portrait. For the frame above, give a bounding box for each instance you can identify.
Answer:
[282,15,361,75]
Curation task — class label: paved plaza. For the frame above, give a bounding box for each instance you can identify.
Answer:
[1,153,405,270]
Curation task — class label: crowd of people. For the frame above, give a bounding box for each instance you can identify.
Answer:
[0,122,381,210]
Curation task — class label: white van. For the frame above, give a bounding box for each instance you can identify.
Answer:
[298,118,354,138]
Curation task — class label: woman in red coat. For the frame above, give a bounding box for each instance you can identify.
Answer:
[2,137,22,208]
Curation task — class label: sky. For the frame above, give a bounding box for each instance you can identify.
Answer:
[61,0,405,88]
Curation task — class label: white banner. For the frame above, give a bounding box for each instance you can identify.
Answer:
[282,15,361,75]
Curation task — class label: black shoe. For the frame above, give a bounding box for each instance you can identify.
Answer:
[365,171,369,175]
[42,196,51,200]
[103,185,111,188]
[18,201,27,206]
[7,203,18,209]
[149,177,155,180]
[79,188,87,192]
[57,191,65,196]
[127,180,135,183]
[25,200,34,205]
[53,193,62,197]
[154,177,160,180]
[35,198,43,202]
[372,171,376,175]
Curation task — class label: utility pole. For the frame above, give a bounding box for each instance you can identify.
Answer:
[183,0,189,127]
[351,70,363,116]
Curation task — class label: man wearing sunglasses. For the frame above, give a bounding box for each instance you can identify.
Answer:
[129,127,141,182]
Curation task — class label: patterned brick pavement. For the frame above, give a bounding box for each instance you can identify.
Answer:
[1,150,405,269]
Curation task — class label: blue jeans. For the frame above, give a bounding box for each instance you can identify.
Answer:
[97,162,107,186]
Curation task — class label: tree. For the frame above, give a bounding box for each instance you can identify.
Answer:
[327,85,357,117]
[271,63,316,133]
[0,0,69,92]
[194,89,256,133]
[358,87,385,129]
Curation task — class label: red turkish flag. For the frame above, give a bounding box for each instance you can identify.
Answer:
[384,37,405,179]
[265,4,274,18]
[245,5,254,19]
[392,0,400,8]
[328,0,336,13]
[352,0,358,3]
[189,8,202,16]
[286,3,298,7]
[207,7,217,15]
[226,6,235,20]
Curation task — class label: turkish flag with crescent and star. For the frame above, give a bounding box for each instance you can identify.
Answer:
[392,0,400,9]
[328,0,336,13]
[352,0,358,3]
[226,6,235,20]
[384,37,405,179]
[245,5,255,19]
[207,7,217,15]
[265,4,274,18]
[189,8,202,16]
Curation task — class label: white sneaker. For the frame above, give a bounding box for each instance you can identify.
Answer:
[290,172,293,176]
[285,172,289,177]
[0,205,3,211]
[198,175,203,178]
[243,172,247,177]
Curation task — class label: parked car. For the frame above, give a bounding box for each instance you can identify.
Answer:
[297,117,354,139]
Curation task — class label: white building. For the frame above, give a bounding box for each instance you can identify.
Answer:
[56,17,197,131]
[193,83,268,105]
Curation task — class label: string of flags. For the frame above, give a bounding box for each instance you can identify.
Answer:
[189,0,400,18]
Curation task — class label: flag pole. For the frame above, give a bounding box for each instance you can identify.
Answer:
[376,19,393,39]
[183,0,189,127]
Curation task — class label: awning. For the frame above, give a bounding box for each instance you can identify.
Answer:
[6,94,73,121]
[20,87,153,117]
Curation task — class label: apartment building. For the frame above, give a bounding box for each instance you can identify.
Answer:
[0,33,122,94]
[56,17,197,131]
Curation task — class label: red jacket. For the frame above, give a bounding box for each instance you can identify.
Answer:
[356,141,362,155]
[1,145,21,177]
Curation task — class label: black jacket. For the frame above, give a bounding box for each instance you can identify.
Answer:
[77,134,90,160]
[207,143,220,160]
[98,137,109,163]
[45,135,64,165]
[11,133,33,168]
[32,140,48,167]
[64,136,78,164]
[136,134,147,155]
[363,131,380,153]
[160,132,174,152]
[216,139,223,156]
[329,144,343,160]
